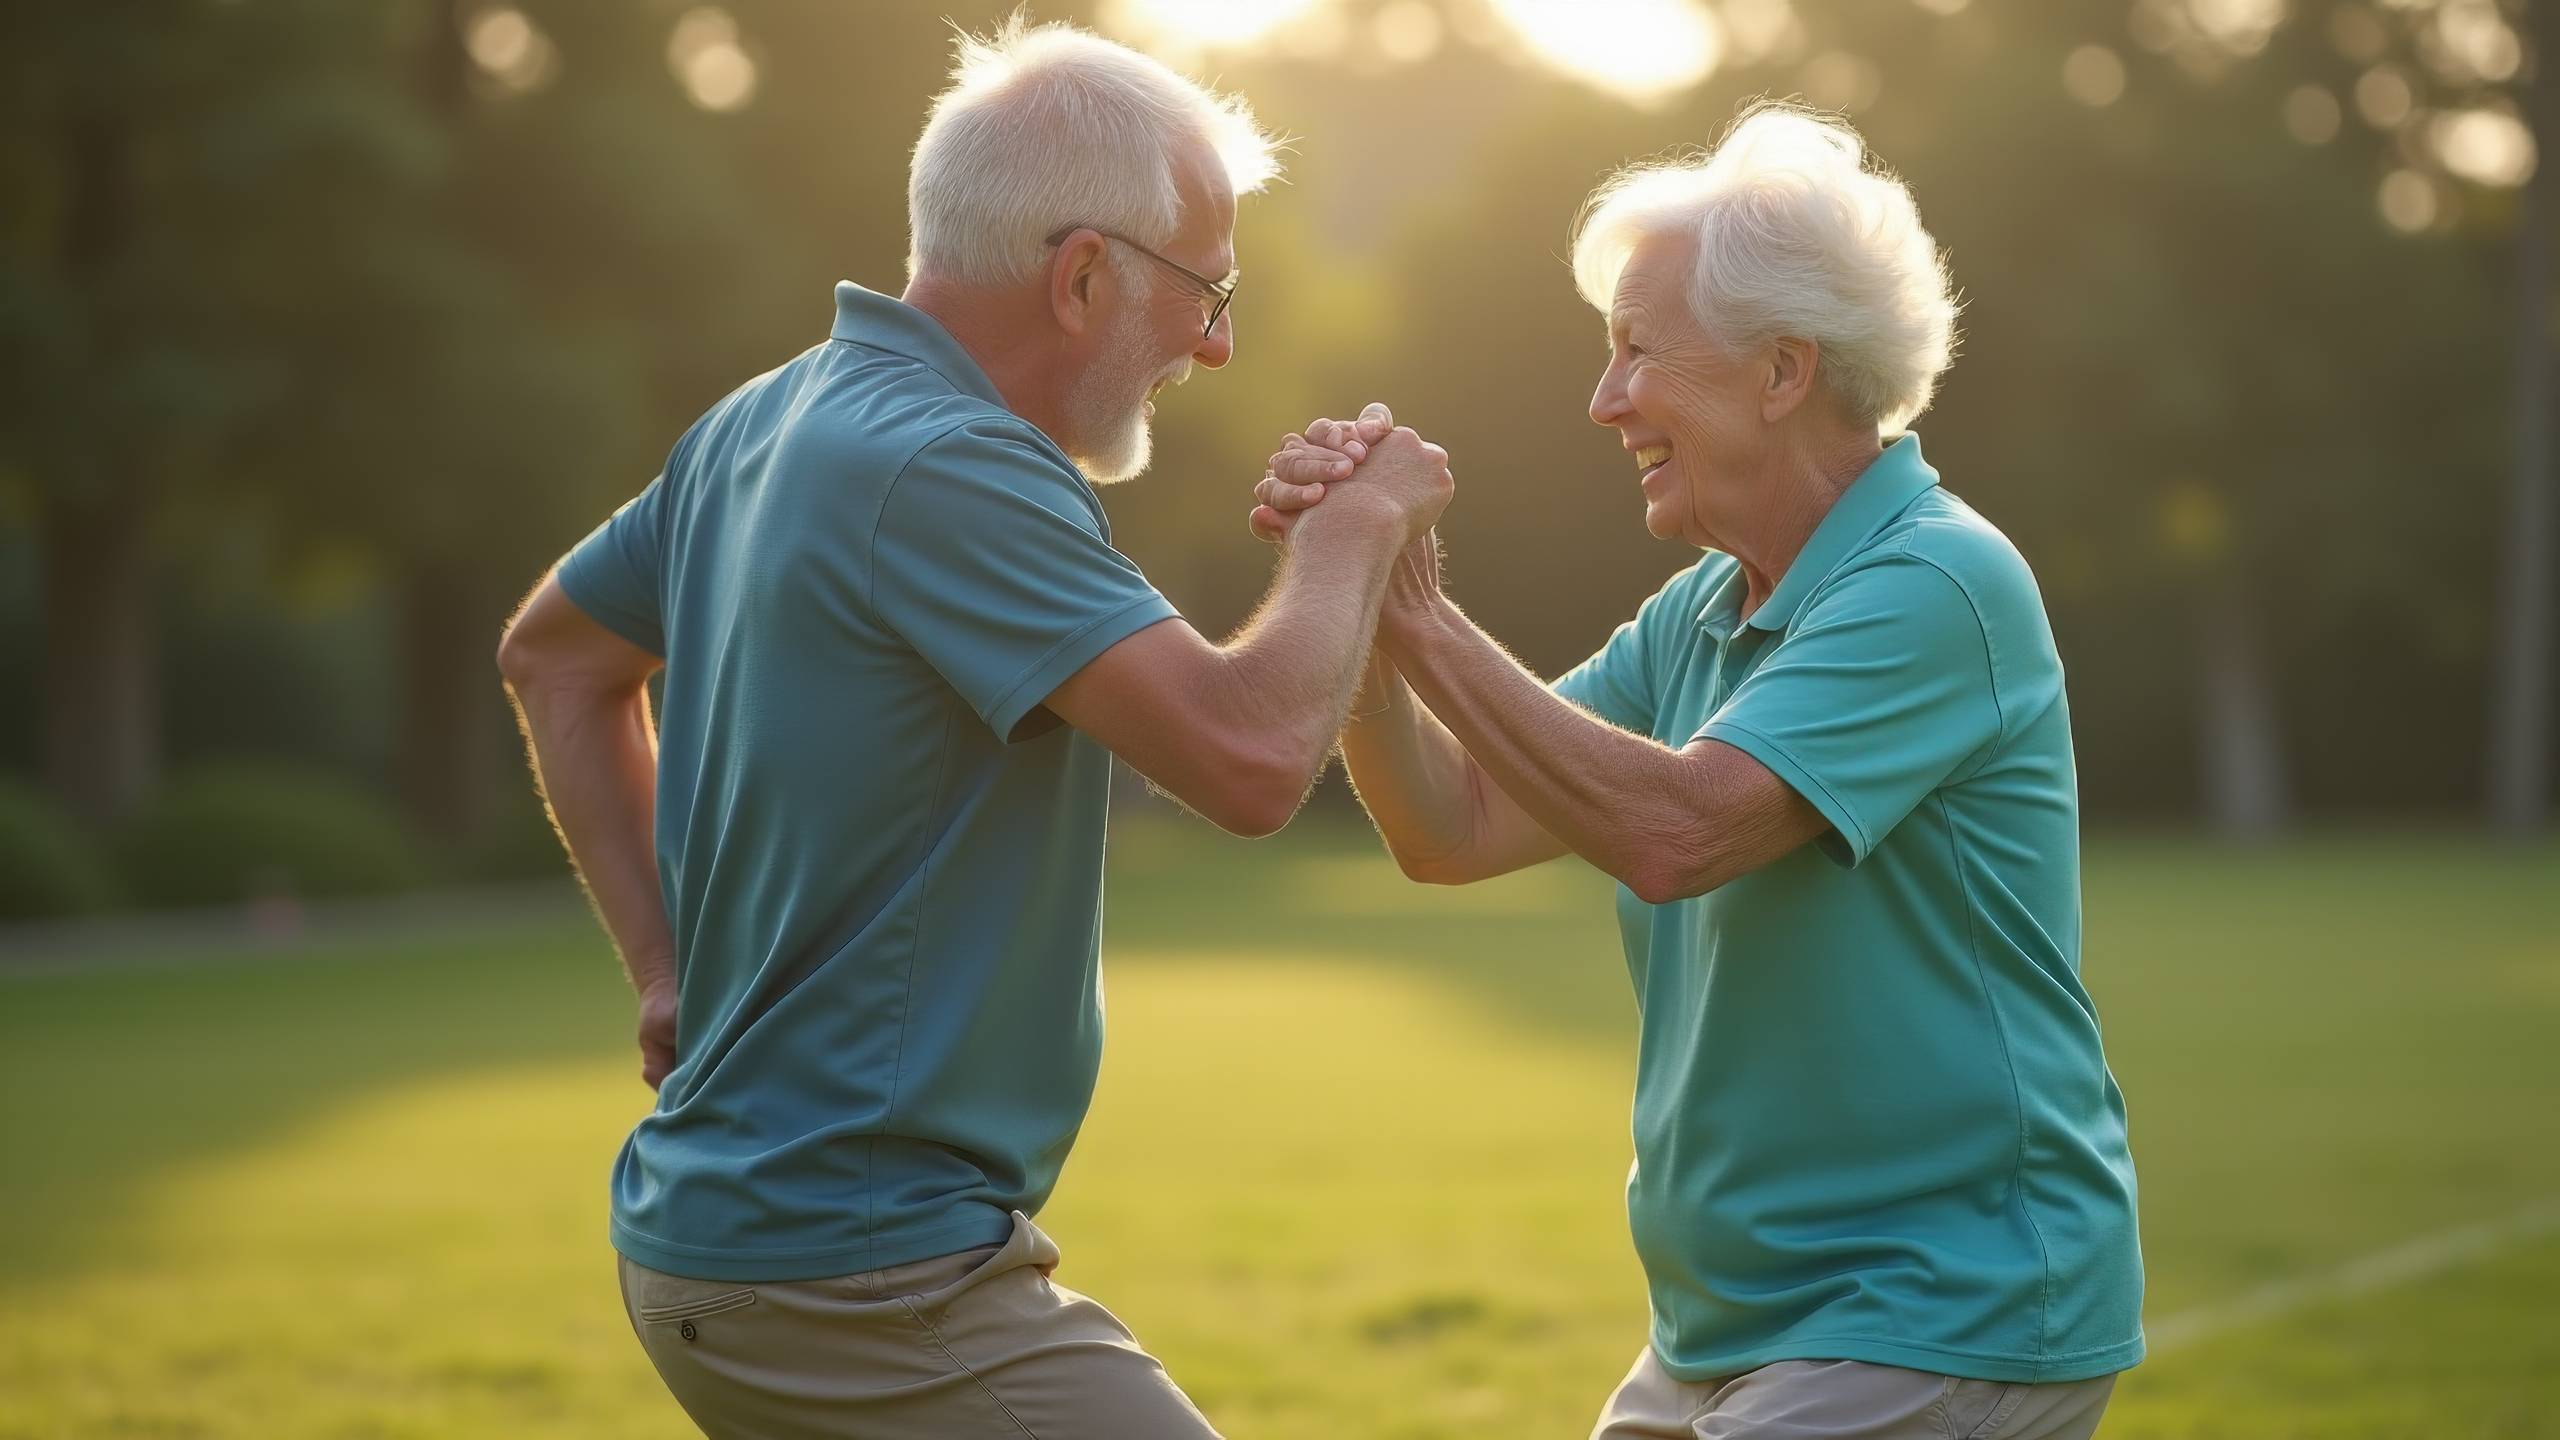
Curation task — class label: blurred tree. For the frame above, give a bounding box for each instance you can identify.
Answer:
[0,3,429,822]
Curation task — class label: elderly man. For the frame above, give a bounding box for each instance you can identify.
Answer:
[496,18,1446,1439]
[1260,108,2142,1439]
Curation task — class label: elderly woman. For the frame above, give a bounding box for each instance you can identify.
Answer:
[1258,108,2142,1439]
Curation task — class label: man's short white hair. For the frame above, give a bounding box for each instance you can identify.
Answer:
[1571,105,1959,435]
[908,15,1282,286]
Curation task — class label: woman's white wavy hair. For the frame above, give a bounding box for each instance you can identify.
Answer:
[1571,104,1959,434]
[907,14,1282,286]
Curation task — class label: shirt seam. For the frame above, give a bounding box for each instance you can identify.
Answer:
[874,700,962,1236]
[1938,790,2055,1361]
[862,413,1078,623]
[1886,547,2012,766]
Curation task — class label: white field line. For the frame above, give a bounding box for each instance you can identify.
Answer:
[2146,1198,2560,1354]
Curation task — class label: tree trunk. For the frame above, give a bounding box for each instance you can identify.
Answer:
[2489,0,2557,834]
[2199,579,2289,839]
[41,499,158,823]
[395,563,499,844]
[42,107,158,823]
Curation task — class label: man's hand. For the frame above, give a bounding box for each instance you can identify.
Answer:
[1290,425,1452,551]
[636,974,678,1090]
[1251,402,1400,543]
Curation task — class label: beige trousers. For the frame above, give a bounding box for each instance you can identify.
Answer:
[617,1212,1219,1439]
[1592,1348,2118,1440]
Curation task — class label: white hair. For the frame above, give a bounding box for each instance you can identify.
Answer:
[1570,105,1959,434]
[907,15,1282,286]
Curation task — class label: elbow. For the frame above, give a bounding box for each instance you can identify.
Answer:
[1211,765,1307,839]
[1619,835,1721,906]
[1389,843,1474,887]
[1223,739,1327,838]
[495,622,538,693]
[1622,867,1694,907]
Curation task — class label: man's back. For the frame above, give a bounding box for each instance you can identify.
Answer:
[558,283,1177,1282]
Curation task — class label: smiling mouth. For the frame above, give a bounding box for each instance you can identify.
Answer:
[1634,444,1671,479]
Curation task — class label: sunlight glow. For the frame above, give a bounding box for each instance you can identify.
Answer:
[1721,0,1807,66]
[1101,0,1331,52]
[1374,0,1446,64]
[1487,0,1724,107]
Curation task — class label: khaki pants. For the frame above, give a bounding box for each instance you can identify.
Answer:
[617,1212,1219,1439]
[1592,1347,2117,1440]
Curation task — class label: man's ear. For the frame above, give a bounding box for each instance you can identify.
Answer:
[1762,336,1821,424]
[1049,229,1111,339]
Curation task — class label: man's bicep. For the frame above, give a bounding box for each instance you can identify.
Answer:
[1043,618,1270,828]
[505,568,664,692]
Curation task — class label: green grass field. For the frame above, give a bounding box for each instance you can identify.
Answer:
[3,823,2556,1439]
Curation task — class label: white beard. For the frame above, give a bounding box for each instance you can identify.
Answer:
[1064,295,1177,485]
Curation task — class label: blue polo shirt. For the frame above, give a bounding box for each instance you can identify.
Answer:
[558,282,1178,1282]
[1554,435,2143,1383]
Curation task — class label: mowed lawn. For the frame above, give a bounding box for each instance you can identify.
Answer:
[2,822,2555,1439]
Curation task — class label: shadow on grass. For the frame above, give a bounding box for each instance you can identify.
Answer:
[0,909,638,1286]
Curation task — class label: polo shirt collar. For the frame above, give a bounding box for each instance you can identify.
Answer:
[830,281,1007,407]
[1698,432,1940,636]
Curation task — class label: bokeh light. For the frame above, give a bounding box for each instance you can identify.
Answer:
[2432,107,2537,188]
[2283,84,2343,145]
[2062,44,2128,107]
[2355,63,2414,129]
[667,8,756,113]
[464,7,558,94]
[2378,168,2441,232]
[2426,0,2521,83]
[1486,0,1725,107]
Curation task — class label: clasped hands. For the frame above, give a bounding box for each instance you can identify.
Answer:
[1251,401,1450,627]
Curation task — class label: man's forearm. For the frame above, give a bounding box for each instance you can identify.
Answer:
[507,681,677,997]
[1379,597,1700,890]
[1212,509,1405,790]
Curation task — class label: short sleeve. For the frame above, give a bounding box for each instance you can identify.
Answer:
[872,421,1178,741]
[1700,556,2003,867]
[558,473,671,656]
[1552,558,1722,736]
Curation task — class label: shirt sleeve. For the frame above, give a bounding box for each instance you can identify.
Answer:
[1551,558,1718,737]
[557,472,672,657]
[1699,555,2004,867]
[871,420,1179,742]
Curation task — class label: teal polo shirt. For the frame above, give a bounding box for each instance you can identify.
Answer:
[1553,434,2144,1383]
[557,282,1178,1282]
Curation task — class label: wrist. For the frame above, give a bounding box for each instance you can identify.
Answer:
[1292,493,1407,553]
[1378,591,1452,659]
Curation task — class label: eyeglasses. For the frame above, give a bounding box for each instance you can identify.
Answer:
[1045,225,1238,341]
